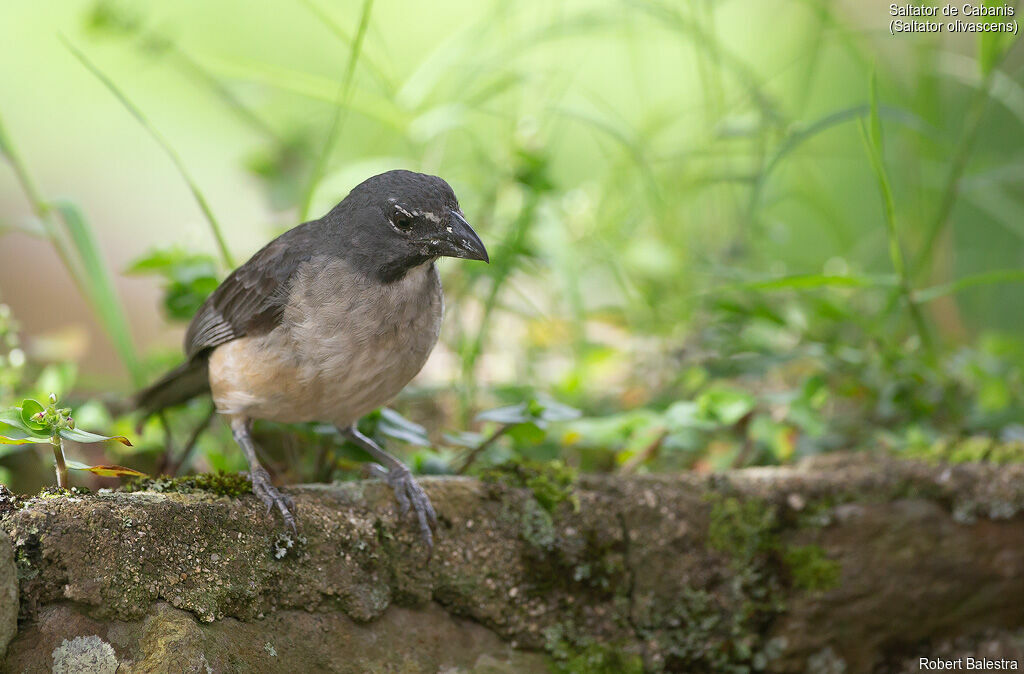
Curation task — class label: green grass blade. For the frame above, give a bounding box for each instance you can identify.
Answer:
[859,72,931,349]
[297,0,393,94]
[197,56,405,130]
[298,0,374,222]
[747,104,936,218]
[1,108,143,385]
[52,200,143,386]
[730,273,899,292]
[628,0,784,127]
[978,0,1019,76]
[863,75,902,279]
[62,37,235,269]
[937,51,1024,127]
[911,62,999,281]
[914,269,1024,304]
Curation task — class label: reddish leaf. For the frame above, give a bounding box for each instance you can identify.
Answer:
[65,460,146,477]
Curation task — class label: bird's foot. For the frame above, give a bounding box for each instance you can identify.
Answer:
[367,462,437,550]
[249,467,296,532]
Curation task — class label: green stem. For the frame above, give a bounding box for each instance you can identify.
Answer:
[455,424,511,475]
[910,72,994,281]
[0,114,78,275]
[458,194,539,421]
[51,436,68,489]
[859,115,933,353]
[62,37,235,269]
[0,110,144,385]
[298,0,374,222]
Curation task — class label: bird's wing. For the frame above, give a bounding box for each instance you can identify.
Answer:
[184,226,321,358]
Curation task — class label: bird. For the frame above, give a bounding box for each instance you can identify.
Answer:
[135,170,489,548]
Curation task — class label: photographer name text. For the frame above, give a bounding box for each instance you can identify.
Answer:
[920,657,1020,670]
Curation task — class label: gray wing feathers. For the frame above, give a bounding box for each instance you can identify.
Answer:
[184,224,324,358]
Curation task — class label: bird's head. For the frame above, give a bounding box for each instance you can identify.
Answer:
[335,170,489,283]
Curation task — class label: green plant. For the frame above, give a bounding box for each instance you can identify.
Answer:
[0,111,143,386]
[127,247,221,322]
[62,38,235,269]
[0,394,140,488]
[3,0,1024,492]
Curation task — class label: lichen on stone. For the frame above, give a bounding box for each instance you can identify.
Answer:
[0,484,22,519]
[272,531,307,560]
[37,486,91,498]
[51,635,118,674]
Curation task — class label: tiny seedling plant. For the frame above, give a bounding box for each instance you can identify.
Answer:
[0,393,143,488]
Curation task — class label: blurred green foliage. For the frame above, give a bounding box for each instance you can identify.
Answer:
[0,0,1022,491]
[127,248,220,321]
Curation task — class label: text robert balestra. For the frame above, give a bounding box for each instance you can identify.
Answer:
[920,657,1020,670]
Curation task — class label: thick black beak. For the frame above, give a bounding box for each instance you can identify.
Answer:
[439,210,489,263]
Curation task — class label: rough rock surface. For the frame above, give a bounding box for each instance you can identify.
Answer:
[0,532,15,660]
[2,453,1023,672]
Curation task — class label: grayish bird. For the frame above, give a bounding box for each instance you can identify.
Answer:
[135,170,489,547]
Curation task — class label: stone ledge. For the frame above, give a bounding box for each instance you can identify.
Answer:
[2,454,1023,672]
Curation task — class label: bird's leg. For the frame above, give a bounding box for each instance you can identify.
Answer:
[230,415,296,532]
[340,424,437,549]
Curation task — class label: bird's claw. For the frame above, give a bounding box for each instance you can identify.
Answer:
[368,462,437,550]
[249,468,297,533]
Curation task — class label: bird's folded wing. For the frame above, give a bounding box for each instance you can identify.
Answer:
[184,226,321,358]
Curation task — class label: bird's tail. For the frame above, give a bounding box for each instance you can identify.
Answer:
[134,357,211,418]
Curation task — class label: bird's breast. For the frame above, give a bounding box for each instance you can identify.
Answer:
[209,257,443,425]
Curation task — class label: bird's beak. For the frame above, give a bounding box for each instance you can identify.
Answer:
[438,210,489,263]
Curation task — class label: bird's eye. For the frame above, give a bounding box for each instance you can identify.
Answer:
[392,210,414,231]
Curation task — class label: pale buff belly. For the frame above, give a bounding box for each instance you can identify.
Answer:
[207,259,442,426]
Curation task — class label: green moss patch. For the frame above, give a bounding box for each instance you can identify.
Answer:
[707,494,778,562]
[480,459,579,513]
[122,471,252,498]
[544,624,643,674]
[783,544,841,592]
[905,437,1024,465]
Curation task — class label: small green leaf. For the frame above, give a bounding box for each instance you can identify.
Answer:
[0,423,48,445]
[65,460,146,477]
[697,389,755,426]
[536,399,582,423]
[0,408,30,430]
[377,408,430,446]
[442,431,485,448]
[664,401,717,431]
[477,403,535,426]
[127,247,220,321]
[20,399,47,431]
[59,427,132,446]
[505,422,547,445]
[476,398,581,427]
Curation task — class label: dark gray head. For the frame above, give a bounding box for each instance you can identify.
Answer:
[328,170,489,283]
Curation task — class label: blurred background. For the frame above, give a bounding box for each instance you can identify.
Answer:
[0,0,1022,492]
